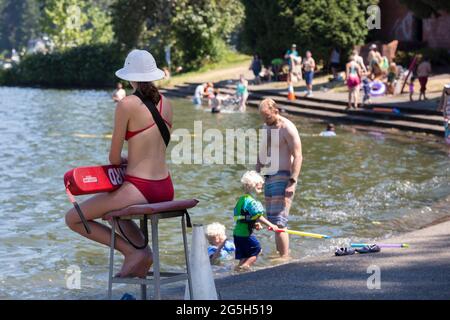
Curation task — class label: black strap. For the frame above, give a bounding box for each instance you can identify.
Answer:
[133,91,170,146]
[117,210,191,249]
[117,216,149,250]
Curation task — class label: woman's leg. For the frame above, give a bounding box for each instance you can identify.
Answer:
[347,89,352,109]
[65,181,151,277]
[354,85,360,109]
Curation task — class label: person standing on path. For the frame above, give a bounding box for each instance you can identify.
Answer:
[256,98,303,259]
[329,47,341,80]
[249,54,263,85]
[303,51,316,97]
[284,44,302,83]
[416,56,432,101]
[345,55,362,110]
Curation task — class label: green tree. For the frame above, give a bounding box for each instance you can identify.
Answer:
[0,0,41,51]
[110,0,162,50]
[41,0,113,50]
[400,0,450,18]
[241,0,377,64]
[171,0,244,70]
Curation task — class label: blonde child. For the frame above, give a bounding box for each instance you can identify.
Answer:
[206,222,235,264]
[233,171,279,271]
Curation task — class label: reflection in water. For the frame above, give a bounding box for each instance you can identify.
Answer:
[0,87,449,299]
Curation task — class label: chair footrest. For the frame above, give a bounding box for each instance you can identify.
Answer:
[111,273,188,285]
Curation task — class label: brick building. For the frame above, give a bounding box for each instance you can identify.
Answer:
[378,0,450,49]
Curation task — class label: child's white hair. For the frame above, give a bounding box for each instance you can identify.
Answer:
[205,222,226,238]
[241,170,264,189]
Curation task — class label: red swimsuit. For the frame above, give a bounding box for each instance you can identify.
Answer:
[124,95,174,203]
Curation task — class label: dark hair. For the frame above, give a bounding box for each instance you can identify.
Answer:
[136,82,160,106]
[327,123,335,131]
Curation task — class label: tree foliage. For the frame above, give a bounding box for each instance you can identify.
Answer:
[170,0,244,70]
[41,0,113,51]
[110,0,162,51]
[400,0,450,18]
[241,0,377,64]
[0,0,40,51]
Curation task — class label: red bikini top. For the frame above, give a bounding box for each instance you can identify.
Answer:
[125,95,172,141]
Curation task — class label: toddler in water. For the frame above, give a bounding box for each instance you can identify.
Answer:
[233,171,279,271]
[206,222,235,264]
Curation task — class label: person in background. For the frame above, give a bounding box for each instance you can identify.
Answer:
[362,77,371,106]
[320,123,337,137]
[303,50,316,97]
[352,49,367,75]
[284,44,302,82]
[112,82,126,102]
[416,56,432,101]
[205,82,215,99]
[367,44,383,79]
[329,47,341,80]
[193,83,206,106]
[387,62,397,95]
[210,89,222,113]
[249,54,263,85]
[409,75,416,102]
[345,55,362,110]
[206,222,235,264]
[236,75,249,112]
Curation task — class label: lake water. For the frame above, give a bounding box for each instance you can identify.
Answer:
[0,87,449,299]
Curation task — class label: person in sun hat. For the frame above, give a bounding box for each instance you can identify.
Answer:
[65,49,173,279]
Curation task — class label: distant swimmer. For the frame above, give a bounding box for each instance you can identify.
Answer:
[319,123,337,137]
[112,82,126,102]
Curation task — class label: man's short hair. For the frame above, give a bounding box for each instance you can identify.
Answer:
[259,98,279,113]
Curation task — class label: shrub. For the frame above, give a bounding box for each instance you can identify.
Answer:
[0,44,125,88]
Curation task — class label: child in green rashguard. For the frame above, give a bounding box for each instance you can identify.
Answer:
[233,171,279,271]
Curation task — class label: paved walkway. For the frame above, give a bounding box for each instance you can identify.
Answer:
[162,218,450,300]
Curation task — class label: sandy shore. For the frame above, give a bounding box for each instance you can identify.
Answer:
[160,218,450,300]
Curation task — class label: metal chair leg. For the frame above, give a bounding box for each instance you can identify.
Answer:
[181,213,193,300]
[108,218,116,300]
[151,216,161,300]
[139,218,147,300]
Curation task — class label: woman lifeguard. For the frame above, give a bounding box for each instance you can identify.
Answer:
[65,50,173,278]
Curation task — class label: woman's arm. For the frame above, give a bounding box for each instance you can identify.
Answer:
[109,100,129,165]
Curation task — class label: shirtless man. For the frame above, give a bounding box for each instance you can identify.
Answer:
[112,82,126,102]
[256,98,303,258]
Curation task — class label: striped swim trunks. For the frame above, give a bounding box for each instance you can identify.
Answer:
[264,171,294,228]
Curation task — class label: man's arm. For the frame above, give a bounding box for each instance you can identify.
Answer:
[286,122,303,181]
[256,125,268,173]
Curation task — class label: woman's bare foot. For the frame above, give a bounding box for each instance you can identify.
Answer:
[118,248,153,278]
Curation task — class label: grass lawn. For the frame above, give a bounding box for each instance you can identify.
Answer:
[157,51,252,88]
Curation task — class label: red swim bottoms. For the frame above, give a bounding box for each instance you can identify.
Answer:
[124,174,174,203]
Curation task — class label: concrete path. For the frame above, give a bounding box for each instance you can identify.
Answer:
[154,219,450,300]
[212,219,450,300]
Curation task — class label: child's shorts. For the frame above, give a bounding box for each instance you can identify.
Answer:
[234,235,261,260]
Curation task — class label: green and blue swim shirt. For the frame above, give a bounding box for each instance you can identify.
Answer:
[233,194,265,237]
